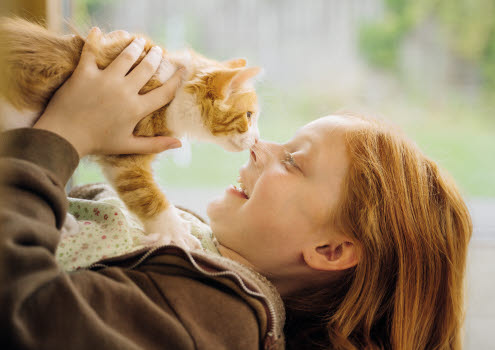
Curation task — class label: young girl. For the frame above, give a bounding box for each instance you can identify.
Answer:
[0,28,471,350]
[208,113,472,349]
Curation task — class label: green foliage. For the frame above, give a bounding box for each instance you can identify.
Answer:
[483,36,495,92]
[358,17,404,70]
[73,0,116,27]
[384,0,408,13]
[359,0,495,92]
[436,0,494,61]
[357,0,419,71]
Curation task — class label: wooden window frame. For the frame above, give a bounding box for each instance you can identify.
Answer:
[0,0,63,31]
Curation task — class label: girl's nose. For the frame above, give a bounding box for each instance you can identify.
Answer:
[252,140,285,165]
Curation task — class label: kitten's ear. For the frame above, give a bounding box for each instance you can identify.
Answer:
[231,67,261,89]
[210,67,261,99]
[223,58,247,68]
[211,69,242,99]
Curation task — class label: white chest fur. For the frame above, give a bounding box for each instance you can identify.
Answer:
[154,52,217,143]
[165,90,214,142]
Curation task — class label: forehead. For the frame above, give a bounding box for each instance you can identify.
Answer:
[295,116,352,209]
[303,115,357,134]
[293,115,353,152]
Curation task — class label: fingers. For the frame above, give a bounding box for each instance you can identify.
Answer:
[105,37,146,75]
[139,66,185,114]
[106,30,131,40]
[126,46,163,89]
[77,27,101,71]
[126,136,182,154]
[101,30,131,46]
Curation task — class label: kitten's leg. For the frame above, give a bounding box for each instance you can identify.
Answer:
[98,154,201,250]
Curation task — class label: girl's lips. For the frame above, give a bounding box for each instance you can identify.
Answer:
[227,185,248,199]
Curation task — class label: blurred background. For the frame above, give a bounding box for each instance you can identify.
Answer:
[1,0,494,348]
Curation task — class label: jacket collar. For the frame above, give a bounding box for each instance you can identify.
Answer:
[89,245,286,349]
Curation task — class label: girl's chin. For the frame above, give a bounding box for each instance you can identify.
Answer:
[206,192,238,220]
[206,197,221,219]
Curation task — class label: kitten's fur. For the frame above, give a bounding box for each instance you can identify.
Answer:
[0,17,261,248]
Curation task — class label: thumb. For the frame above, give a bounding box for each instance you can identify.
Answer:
[128,136,182,154]
[77,27,101,69]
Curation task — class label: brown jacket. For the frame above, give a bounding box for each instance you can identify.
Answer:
[0,128,285,350]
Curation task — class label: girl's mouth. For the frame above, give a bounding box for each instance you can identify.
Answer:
[228,185,249,199]
[237,175,250,198]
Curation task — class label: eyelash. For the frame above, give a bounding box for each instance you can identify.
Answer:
[282,151,297,169]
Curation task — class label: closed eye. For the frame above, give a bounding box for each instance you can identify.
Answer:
[282,151,300,171]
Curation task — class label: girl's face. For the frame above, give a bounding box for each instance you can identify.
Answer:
[207,116,353,277]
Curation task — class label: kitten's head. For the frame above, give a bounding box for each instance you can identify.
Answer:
[185,57,261,152]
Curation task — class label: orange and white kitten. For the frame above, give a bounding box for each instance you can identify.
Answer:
[0,17,261,249]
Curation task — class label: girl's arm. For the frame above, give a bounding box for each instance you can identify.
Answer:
[0,27,192,349]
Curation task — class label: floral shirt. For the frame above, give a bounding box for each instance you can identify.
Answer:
[56,195,220,271]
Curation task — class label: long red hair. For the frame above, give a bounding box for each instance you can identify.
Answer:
[284,115,472,349]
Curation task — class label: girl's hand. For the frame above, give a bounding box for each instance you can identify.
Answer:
[34,27,184,158]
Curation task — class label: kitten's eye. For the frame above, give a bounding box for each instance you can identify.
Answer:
[246,111,252,119]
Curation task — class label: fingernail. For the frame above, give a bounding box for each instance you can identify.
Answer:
[151,46,162,54]
[169,141,182,149]
[136,37,146,45]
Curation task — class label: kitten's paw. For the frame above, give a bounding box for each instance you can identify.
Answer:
[141,206,202,251]
[141,230,202,251]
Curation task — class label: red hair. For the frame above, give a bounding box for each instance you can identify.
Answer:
[285,115,472,349]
